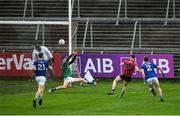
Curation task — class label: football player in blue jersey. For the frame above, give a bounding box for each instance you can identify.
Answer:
[33,44,55,81]
[32,52,54,108]
[141,56,164,102]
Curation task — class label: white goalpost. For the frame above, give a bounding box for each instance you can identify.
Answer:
[68,0,72,55]
[0,0,73,55]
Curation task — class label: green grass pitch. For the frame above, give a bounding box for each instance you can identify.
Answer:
[0,79,180,115]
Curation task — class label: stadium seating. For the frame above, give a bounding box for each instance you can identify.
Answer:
[0,0,180,77]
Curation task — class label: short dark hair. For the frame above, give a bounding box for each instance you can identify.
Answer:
[130,54,135,59]
[38,52,43,58]
[35,44,41,52]
[35,44,39,48]
[144,56,149,62]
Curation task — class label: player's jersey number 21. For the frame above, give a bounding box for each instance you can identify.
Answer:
[37,64,45,71]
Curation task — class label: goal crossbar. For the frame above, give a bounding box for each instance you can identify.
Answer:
[0,21,69,25]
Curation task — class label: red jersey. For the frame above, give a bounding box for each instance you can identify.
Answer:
[122,59,137,77]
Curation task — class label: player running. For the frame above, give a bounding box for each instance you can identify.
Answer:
[32,52,54,108]
[49,49,96,93]
[108,55,140,98]
[141,56,164,102]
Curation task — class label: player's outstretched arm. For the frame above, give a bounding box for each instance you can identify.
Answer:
[43,46,53,59]
[68,49,78,64]
[69,55,76,64]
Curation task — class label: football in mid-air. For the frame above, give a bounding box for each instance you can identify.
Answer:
[59,39,65,45]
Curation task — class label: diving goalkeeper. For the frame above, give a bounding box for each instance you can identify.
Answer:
[49,49,96,93]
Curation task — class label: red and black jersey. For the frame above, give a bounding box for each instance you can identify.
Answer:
[122,60,137,77]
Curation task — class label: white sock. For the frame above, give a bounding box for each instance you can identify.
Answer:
[34,96,38,101]
[159,88,163,98]
[40,94,43,100]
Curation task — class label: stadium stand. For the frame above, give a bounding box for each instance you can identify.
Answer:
[0,0,180,77]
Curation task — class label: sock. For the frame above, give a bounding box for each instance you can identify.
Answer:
[51,87,57,92]
[40,94,43,100]
[120,90,125,98]
[159,90,163,98]
[34,96,38,101]
[160,96,163,99]
[109,89,115,93]
[87,82,94,85]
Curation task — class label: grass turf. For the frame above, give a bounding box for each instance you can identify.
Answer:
[0,79,180,115]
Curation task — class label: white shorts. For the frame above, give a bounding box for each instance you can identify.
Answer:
[64,77,76,83]
[36,76,46,85]
[147,77,159,85]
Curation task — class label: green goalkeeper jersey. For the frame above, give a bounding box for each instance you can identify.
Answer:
[61,54,76,79]
[61,61,72,79]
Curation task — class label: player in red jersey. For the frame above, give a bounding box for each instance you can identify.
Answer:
[108,55,140,98]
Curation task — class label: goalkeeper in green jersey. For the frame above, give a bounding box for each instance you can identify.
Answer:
[49,49,96,93]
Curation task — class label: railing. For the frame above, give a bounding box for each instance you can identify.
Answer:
[78,47,180,53]
[0,0,176,20]
[79,17,180,55]
[34,24,45,46]
[1,0,180,54]
[23,0,34,19]
[82,19,89,54]
[116,0,127,25]
[23,0,79,18]
[130,21,138,54]
[165,0,176,25]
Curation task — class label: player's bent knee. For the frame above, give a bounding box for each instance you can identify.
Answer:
[115,77,120,81]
